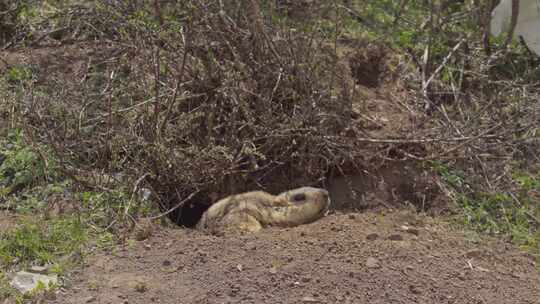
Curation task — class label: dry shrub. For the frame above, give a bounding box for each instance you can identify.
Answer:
[20,1,361,224]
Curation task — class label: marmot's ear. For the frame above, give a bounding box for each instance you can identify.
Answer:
[273,196,291,207]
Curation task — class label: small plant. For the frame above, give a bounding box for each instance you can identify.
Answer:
[133,281,148,293]
[0,129,60,200]
[428,161,467,190]
[87,280,99,291]
[19,278,59,303]
[0,216,87,268]
[5,65,36,85]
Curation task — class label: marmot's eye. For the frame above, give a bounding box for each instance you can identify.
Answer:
[291,193,306,202]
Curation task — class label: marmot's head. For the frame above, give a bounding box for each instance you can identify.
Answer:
[277,187,331,216]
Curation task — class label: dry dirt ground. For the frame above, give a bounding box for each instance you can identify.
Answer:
[48,211,540,304]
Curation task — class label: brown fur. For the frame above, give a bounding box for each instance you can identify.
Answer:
[197,187,330,235]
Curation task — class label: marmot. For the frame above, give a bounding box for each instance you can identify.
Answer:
[196,187,331,235]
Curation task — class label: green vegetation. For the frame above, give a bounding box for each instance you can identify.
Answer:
[0,217,86,267]
[0,129,133,300]
[0,130,60,205]
[0,129,136,266]
[431,161,540,256]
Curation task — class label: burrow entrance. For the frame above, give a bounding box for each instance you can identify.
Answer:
[166,162,448,228]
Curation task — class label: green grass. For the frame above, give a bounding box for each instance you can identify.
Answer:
[0,128,140,269]
[430,161,540,256]
[0,130,99,301]
[0,217,87,268]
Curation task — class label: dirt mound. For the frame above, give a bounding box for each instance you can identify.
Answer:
[50,211,539,304]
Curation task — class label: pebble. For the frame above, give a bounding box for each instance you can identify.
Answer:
[465,249,483,259]
[29,265,49,274]
[366,233,379,241]
[301,296,319,303]
[10,271,58,294]
[388,234,404,241]
[301,276,311,283]
[366,257,381,269]
[409,285,422,294]
[401,225,420,236]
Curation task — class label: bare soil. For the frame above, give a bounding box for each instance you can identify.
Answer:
[49,211,540,304]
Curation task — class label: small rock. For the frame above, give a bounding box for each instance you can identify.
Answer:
[409,285,422,294]
[10,271,58,294]
[510,272,522,279]
[236,264,243,272]
[366,233,379,241]
[269,267,278,274]
[301,277,311,283]
[348,214,356,220]
[143,244,152,250]
[29,265,49,274]
[84,296,97,303]
[465,249,483,259]
[400,225,420,236]
[366,257,381,269]
[162,260,171,266]
[476,266,491,273]
[406,229,420,236]
[301,296,319,303]
[388,234,404,241]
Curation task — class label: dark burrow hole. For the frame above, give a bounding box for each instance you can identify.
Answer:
[168,201,210,228]
[348,44,387,88]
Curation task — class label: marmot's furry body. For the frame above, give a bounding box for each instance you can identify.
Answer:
[196,187,330,235]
